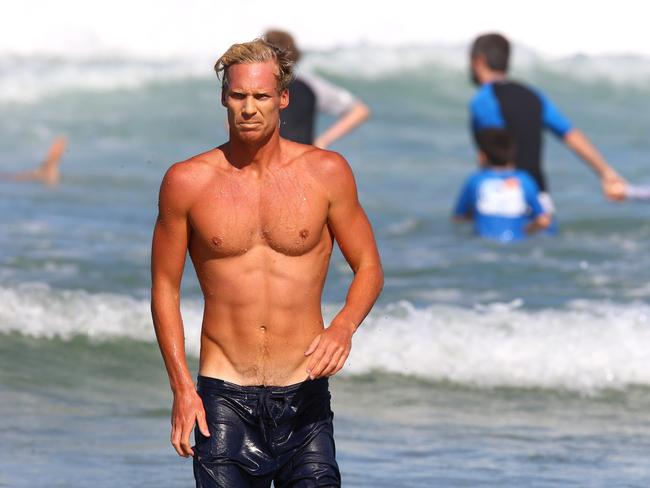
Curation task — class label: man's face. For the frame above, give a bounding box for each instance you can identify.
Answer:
[222,60,289,145]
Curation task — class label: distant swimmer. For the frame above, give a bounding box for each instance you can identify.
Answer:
[3,137,66,186]
[264,29,370,148]
[150,39,383,487]
[468,33,627,218]
[453,129,551,242]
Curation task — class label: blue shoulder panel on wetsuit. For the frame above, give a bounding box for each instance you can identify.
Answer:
[470,83,506,132]
[534,89,573,138]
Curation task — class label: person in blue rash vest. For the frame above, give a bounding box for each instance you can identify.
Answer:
[453,129,551,242]
[468,33,627,222]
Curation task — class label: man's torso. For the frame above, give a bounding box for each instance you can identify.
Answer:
[181,141,335,386]
[471,80,546,191]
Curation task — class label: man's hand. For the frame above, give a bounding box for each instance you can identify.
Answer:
[171,389,210,457]
[601,172,627,201]
[304,319,356,380]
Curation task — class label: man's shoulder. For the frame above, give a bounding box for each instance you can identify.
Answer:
[160,148,224,199]
[282,139,350,174]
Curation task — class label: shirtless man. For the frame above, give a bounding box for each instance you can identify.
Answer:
[150,39,383,487]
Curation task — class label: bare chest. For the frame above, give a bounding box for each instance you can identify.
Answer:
[189,175,329,257]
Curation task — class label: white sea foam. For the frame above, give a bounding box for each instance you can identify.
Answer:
[2,43,650,103]
[2,284,650,393]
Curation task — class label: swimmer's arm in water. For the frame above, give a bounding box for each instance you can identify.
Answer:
[563,129,626,201]
[151,162,210,458]
[5,136,67,186]
[452,177,476,222]
[523,176,551,234]
[525,213,552,234]
[314,101,370,149]
[305,153,383,380]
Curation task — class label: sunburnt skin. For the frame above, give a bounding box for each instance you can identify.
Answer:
[187,148,333,386]
[151,50,383,476]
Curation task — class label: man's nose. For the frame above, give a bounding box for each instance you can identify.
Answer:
[242,96,257,116]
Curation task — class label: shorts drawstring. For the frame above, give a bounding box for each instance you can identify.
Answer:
[256,388,287,443]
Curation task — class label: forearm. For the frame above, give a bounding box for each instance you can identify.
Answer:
[151,287,195,393]
[564,129,617,178]
[315,103,370,148]
[333,263,384,330]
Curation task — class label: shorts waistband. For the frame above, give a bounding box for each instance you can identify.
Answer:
[197,375,329,396]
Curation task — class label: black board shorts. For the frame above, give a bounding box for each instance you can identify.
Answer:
[193,375,341,488]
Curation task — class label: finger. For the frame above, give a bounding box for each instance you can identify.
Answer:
[321,348,344,377]
[310,344,338,379]
[180,421,195,457]
[171,426,184,457]
[304,334,321,356]
[306,339,328,373]
[196,409,211,437]
[329,350,349,377]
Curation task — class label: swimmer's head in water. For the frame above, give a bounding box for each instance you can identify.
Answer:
[475,129,516,167]
[264,29,301,63]
[470,33,510,85]
[215,39,295,93]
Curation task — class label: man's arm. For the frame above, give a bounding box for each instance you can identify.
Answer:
[151,162,210,458]
[563,129,626,200]
[303,72,370,149]
[538,90,626,201]
[314,101,370,149]
[305,153,383,379]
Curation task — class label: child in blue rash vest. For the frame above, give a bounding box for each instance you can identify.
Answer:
[453,129,551,242]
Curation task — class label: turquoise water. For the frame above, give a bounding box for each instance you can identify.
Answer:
[1,46,650,486]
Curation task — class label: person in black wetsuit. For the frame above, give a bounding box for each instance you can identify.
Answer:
[265,29,370,148]
[468,33,626,215]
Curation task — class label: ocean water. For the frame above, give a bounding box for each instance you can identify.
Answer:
[1,44,650,487]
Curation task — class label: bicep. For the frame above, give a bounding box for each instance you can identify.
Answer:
[151,170,192,289]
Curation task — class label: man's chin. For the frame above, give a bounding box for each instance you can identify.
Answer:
[234,129,271,145]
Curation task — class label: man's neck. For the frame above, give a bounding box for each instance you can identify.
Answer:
[479,70,507,85]
[225,132,282,172]
[487,163,516,172]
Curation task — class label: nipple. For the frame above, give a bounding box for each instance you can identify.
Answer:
[211,236,222,247]
[299,229,309,240]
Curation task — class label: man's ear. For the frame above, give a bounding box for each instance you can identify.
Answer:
[478,150,489,167]
[279,88,289,110]
[221,89,227,107]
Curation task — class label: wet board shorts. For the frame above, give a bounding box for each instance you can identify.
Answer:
[193,375,341,488]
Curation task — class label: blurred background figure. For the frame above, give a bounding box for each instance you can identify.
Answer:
[4,136,67,186]
[453,129,550,242]
[468,33,627,223]
[624,184,650,201]
[264,29,370,148]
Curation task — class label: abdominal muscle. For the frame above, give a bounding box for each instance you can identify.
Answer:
[194,246,331,387]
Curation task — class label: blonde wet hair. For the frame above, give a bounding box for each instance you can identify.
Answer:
[214,38,294,92]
